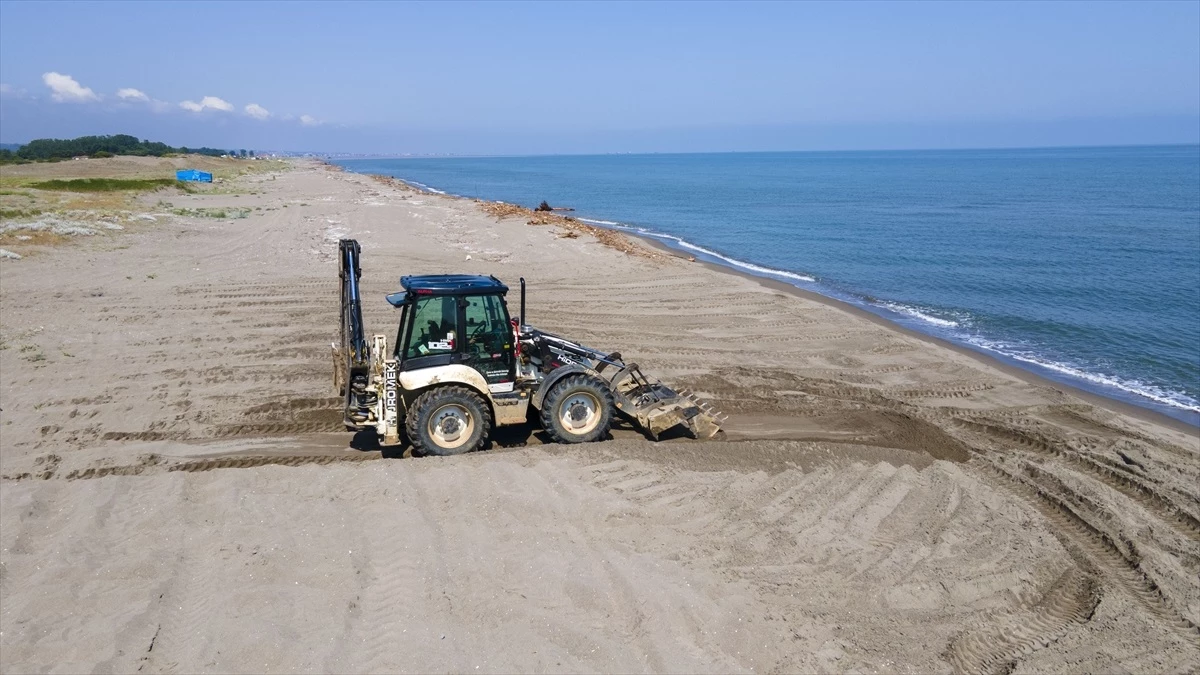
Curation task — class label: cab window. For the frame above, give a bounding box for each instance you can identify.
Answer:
[463,294,510,357]
[405,296,457,359]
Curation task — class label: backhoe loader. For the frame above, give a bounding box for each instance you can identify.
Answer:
[333,239,723,455]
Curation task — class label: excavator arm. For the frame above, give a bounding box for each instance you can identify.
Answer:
[339,239,368,369]
[335,239,377,427]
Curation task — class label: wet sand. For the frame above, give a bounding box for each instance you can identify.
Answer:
[1,159,1197,673]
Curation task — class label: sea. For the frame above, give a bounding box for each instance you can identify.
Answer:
[334,145,1200,426]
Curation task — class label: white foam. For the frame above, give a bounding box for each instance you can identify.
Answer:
[879,302,960,328]
[967,337,1200,413]
[578,218,817,282]
[677,240,818,282]
[396,178,449,195]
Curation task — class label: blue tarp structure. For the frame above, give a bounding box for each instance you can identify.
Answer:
[176,169,213,183]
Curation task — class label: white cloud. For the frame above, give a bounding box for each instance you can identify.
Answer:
[117,88,149,101]
[299,114,320,126]
[244,103,270,120]
[42,72,99,102]
[180,95,233,112]
[201,96,233,111]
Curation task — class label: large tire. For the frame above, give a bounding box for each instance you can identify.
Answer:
[406,386,491,456]
[540,374,614,444]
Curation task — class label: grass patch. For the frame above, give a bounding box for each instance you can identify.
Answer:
[27,178,178,192]
[171,207,249,219]
[0,208,43,219]
[0,230,71,247]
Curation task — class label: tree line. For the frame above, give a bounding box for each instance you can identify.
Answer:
[0,134,251,162]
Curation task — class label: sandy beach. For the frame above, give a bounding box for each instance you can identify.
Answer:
[1,158,1197,673]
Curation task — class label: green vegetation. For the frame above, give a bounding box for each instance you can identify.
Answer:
[27,178,178,192]
[2,134,232,163]
[171,207,250,219]
[0,208,43,219]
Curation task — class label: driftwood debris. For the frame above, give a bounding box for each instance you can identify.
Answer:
[535,200,574,212]
[477,200,654,258]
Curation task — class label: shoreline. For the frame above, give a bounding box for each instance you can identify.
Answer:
[337,164,1199,433]
[631,233,1200,436]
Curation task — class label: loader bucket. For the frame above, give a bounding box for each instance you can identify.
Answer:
[603,364,724,440]
[523,328,724,441]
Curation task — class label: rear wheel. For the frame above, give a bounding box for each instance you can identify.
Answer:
[540,374,614,444]
[407,386,491,456]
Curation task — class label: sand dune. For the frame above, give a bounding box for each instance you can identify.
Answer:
[1,160,1196,673]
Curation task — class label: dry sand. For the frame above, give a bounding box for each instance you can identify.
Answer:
[1,159,1197,673]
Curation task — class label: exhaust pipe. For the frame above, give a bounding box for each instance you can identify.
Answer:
[519,277,526,328]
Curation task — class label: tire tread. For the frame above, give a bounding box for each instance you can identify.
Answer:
[539,373,615,444]
[406,385,492,456]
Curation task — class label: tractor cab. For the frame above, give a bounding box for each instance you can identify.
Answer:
[386,275,517,393]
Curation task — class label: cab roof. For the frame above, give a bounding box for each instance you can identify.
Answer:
[399,274,509,295]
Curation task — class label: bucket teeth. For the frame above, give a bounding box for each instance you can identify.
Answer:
[671,389,725,433]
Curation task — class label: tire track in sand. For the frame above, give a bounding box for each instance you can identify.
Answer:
[951,418,1200,541]
[977,455,1199,641]
[944,568,1101,675]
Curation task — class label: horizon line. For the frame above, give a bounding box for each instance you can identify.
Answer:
[3,139,1197,158]
[326,141,1200,161]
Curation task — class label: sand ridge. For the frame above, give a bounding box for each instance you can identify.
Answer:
[1,159,1197,673]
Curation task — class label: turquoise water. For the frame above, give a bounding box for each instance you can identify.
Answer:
[336,146,1200,425]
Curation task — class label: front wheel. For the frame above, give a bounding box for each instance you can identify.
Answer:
[540,374,614,444]
[406,386,492,456]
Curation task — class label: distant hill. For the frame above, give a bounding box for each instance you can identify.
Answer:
[0,143,22,152]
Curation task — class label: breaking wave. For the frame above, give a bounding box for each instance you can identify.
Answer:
[966,337,1200,413]
[577,218,818,283]
[878,302,961,328]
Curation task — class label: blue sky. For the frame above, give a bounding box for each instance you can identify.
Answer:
[1,1,1197,154]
